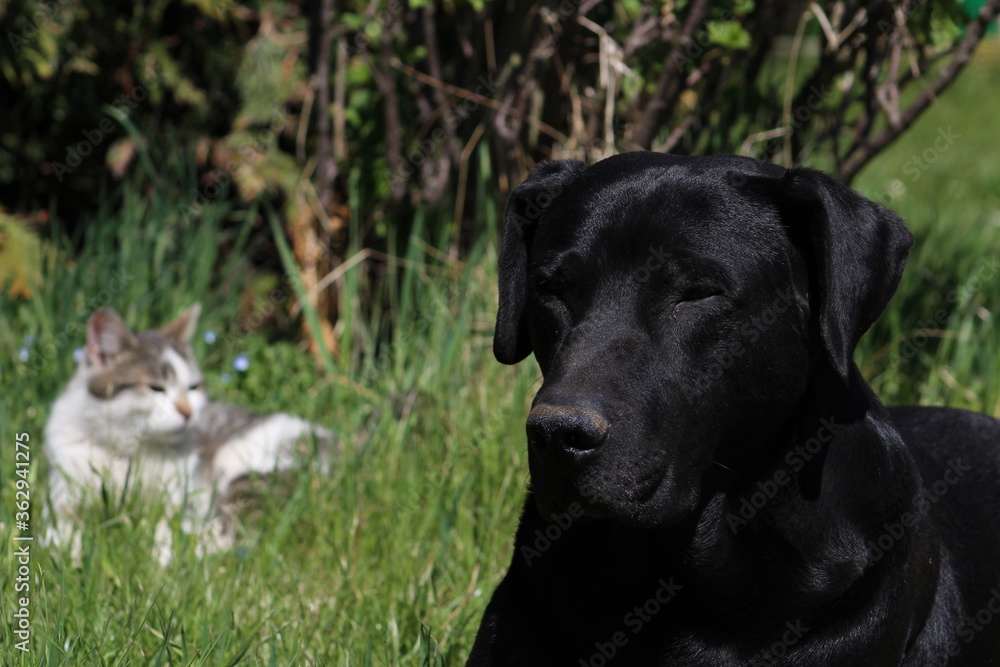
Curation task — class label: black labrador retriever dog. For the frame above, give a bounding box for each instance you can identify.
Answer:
[468,152,1000,666]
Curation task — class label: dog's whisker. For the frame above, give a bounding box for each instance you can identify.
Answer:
[711,460,736,474]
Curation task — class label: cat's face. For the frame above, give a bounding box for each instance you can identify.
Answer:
[82,305,208,450]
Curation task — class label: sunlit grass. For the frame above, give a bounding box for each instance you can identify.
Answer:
[1,48,998,665]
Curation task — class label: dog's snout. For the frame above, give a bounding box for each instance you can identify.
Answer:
[526,404,610,456]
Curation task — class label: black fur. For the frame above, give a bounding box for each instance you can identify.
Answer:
[469,152,1000,666]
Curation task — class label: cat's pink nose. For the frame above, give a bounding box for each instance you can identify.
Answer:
[175,396,192,420]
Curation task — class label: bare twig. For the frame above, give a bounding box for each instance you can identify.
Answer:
[622,8,659,61]
[421,3,459,166]
[810,2,838,48]
[314,0,336,209]
[391,58,568,143]
[632,0,711,149]
[782,8,811,166]
[874,27,904,131]
[656,112,697,153]
[376,16,405,202]
[333,36,348,165]
[453,122,486,251]
[838,0,1000,183]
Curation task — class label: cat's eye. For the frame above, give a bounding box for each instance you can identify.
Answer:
[148,384,166,393]
[189,382,202,391]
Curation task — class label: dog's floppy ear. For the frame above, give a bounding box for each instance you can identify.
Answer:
[494,160,587,365]
[776,168,914,383]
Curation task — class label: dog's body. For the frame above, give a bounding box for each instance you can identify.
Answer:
[469,153,1000,665]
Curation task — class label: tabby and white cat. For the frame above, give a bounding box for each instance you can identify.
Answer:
[44,304,335,562]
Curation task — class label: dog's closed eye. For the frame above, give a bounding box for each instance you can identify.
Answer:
[681,286,723,302]
[536,271,570,298]
[538,277,561,294]
[672,285,726,318]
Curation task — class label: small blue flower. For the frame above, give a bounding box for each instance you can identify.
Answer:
[233,355,249,372]
[18,347,29,363]
[204,330,217,344]
[221,372,233,383]
[73,347,85,363]
[23,335,34,346]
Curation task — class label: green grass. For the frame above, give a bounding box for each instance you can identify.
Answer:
[1,46,999,666]
[852,40,1000,414]
[0,140,541,665]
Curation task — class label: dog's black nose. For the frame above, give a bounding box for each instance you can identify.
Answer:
[526,404,610,456]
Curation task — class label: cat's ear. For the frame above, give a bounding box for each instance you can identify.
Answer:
[160,303,201,345]
[86,308,137,369]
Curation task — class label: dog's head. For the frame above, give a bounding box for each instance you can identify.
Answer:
[495,152,913,527]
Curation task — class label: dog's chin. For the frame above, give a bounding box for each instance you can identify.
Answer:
[532,476,699,529]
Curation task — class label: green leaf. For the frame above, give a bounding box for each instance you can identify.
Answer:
[706,20,751,50]
[0,212,42,299]
[930,16,962,48]
[340,12,366,31]
[734,0,755,17]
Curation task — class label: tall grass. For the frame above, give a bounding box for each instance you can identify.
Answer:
[852,45,1000,415]
[1,50,999,665]
[0,135,541,664]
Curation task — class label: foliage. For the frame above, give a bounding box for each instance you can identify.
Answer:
[0,4,997,660]
[852,49,1000,410]
[3,3,999,355]
[0,211,41,299]
[0,56,998,661]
